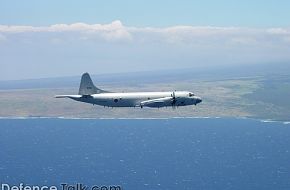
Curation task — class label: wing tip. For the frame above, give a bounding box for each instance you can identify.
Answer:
[54,95,66,98]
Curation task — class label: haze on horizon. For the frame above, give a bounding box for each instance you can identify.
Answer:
[0,0,290,80]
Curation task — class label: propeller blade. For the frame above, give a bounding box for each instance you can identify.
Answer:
[171,91,176,107]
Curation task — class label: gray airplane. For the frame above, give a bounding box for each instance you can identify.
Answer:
[55,73,202,108]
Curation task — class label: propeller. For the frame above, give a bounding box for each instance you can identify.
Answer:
[171,91,177,108]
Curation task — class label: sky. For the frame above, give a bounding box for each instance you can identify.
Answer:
[0,0,290,80]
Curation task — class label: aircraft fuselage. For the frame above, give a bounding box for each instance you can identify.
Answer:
[70,91,201,108]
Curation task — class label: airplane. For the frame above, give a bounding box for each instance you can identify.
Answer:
[55,73,202,108]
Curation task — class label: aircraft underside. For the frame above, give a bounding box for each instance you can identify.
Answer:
[72,96,197,108]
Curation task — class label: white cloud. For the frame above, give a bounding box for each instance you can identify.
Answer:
[1,21,290,80]
[129,25,290,48]
[230,37,257,45]
[0,20,132,41]
[267,28,290,35]
[1,21,290,45]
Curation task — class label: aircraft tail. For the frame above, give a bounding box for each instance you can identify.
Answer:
[78,73,107,95]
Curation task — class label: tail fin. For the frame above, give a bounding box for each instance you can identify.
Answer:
[78,73,107,95]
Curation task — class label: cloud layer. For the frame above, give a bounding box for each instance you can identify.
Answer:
[0,20,290,80]
[1,20,290,44]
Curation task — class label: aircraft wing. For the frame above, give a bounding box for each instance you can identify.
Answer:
[54,95,82,99]
[140,97,173,107]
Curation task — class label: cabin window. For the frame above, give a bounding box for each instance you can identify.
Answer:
[189,93,194,97]
[114,99,118,103]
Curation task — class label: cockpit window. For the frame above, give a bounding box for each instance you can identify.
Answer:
[189,93,194,97]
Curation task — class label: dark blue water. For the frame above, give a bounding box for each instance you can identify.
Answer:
[0,118,290,190]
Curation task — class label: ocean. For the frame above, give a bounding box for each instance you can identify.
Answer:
[0,118,290,190]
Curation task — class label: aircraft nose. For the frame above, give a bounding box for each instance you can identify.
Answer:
[196,97,202,104]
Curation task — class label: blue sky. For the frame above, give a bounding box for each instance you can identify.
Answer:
[0,0,290,80]
[1,0,290,27]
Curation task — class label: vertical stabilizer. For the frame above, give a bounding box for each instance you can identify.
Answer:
[78,73,107,95]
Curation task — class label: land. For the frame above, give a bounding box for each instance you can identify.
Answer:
[0,64,290,121]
